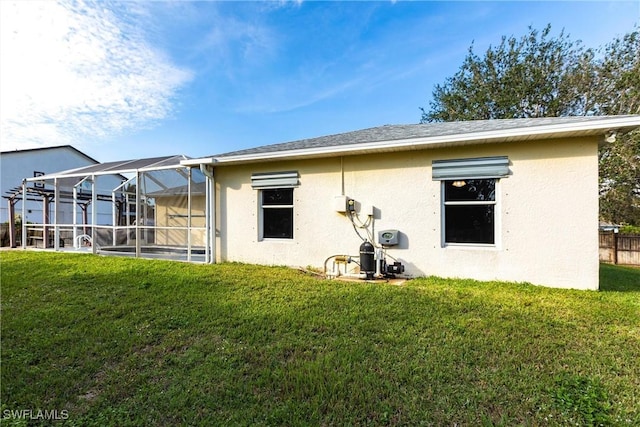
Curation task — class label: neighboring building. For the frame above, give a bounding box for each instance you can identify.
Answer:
[0,145,119,225]
[598,222,621,233]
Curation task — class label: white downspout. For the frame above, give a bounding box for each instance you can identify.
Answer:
[200,164,215,264]
[204,171,210,263]
[91,175,97,254]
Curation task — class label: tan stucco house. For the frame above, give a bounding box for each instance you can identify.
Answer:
[182,115,640,290]
[19,116,640,289]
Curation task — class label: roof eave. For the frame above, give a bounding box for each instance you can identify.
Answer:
[180,157,216,167]
[190,117,640,166]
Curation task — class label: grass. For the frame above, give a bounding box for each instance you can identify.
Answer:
[1,251,639,426]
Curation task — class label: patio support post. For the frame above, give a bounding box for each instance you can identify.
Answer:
[21,181,26,249]
[114,176,135,246]
[8,197,16,248]
[54,177,60,251]
[42,195,49,249]
[91,175,97,254]
[126,193,131,245]
[82,204,89,235]
[112,190,117,246]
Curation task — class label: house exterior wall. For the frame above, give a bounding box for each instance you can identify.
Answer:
[213,136,600,290]
[154,195,207,247]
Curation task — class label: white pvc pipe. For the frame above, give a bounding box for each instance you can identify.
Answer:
[91,175,97,255]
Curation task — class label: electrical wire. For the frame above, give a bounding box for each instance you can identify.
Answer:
[347,209,376,243]
[353,212,371,228]
[349,210,367,242]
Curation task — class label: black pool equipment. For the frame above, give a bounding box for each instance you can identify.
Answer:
[385,261,405,277]
[359,241,376,279]
[377,257,406,279]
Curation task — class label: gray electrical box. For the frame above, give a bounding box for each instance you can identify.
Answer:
[378,229,399,246]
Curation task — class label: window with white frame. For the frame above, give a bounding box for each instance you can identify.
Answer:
[432,156,509,246]
[260,188,294,239]
[443,179,496,244]
[251,171,299,240]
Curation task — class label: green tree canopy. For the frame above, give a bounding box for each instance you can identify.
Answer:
[421,25,640,225]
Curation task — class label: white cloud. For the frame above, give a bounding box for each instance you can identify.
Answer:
[0,0,192,151]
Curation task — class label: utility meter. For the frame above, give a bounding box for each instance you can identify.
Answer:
[378,229,399,246]
[334,195,355,213]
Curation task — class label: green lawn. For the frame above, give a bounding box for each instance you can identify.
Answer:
[1,251,639,426]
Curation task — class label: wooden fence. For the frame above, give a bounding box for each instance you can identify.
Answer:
[600,231,640,266]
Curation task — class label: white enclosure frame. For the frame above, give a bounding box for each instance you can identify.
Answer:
[17,155,215,263]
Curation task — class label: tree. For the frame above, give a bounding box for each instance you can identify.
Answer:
[421,25,640,225]
[421,25,586,122]
[593,31,640,116]
[593,31,640,225]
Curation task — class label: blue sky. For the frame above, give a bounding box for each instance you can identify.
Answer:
[1,1,638,162]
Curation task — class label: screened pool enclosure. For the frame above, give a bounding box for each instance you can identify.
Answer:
[12,155,214,262]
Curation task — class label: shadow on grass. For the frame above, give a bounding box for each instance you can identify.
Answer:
[599,263,640,292]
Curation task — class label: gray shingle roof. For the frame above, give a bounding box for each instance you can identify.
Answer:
[214,115,640,159]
